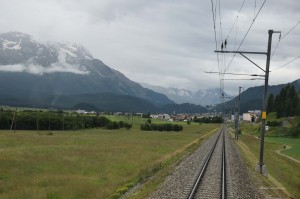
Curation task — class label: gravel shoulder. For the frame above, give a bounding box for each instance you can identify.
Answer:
[147,128,266,199]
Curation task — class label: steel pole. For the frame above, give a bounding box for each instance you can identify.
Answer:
[258,30,273,174]
[237,86,242,140]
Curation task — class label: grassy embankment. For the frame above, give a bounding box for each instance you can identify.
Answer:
[0,120,220,199]
[235,117,300,199]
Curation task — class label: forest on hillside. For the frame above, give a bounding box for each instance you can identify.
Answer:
[267,84,300,118]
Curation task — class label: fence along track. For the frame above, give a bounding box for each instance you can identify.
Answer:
[187,127,226,199]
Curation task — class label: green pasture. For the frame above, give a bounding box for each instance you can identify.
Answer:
[0,123,220,199]
[265,137,300,161]
[238,127,300,198]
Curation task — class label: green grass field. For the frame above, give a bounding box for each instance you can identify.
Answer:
[0,123,220,199]
[265,137,300,161]
[238,126,300,198]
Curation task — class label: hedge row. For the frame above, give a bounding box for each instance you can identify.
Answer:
[0,111,131,130]
[140,123,183,132]
[266,120,282,127]
[193,116,223,123]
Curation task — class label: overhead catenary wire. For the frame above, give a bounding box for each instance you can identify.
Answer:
[224,0,268,73]
[210,0,225,104]
[205,71,264,77]
[271,55,300,72]
[221,78,264,80]
[210,0,221,78]
[271,20,300,58]
[225,0,246,41]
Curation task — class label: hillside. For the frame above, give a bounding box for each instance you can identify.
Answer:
[0,32,174,110]
[217,79,300,113]
[140,82,232,105]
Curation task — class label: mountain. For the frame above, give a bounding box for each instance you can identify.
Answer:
[0,32,174,110]
[140,83,231,105]
[219,79,300,114]
[160,103,208,114]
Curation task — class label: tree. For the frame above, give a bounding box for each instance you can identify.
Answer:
[266,93,274,114]
[274,84,300,118]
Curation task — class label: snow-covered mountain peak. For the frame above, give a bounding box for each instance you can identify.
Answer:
[0,31,36,51]
[167,87,193,97]
[140,82,232,105]
[0,32,95,74]
[59,42,93,60]
[4,31,32,39]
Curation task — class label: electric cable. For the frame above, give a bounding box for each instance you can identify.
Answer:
[271,21,300,58]
[224,0,268,73]
[271,55,300,72]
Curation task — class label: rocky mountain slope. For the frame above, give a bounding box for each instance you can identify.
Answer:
[0,32,174,110]
[140,83,232,105]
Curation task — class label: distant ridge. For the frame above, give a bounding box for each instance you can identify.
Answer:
[0,31,174,111]
[217,79,300,113]
[140,82,232,106]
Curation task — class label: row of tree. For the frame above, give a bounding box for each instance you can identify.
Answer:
[0,110,132,130]
[267,84,300,118]
[193,116,223,123]
[140,122,183,132]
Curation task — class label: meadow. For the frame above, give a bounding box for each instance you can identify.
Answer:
[265,137,300,161]
[237,123,300,198]
[0,122,220,199]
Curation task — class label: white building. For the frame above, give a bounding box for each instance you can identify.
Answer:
[243,113,252,122]
[243,110,261,122]
[150,114,170,120]
[76,109,87,114]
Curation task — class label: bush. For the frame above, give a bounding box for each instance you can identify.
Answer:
[288,125,300,138]
[140,123,151,131]
[140,122,183,132]
[267,120,282,127]
[124,123,132,130]
[106,121,120,130]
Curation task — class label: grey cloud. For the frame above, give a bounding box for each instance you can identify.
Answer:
[0,0,299,95]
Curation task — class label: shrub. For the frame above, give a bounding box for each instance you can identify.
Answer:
[106,121,120,130]
[267,120,282,127]
[124,123,132,130]
[288,126,300,138]
[140,123,151,131]
[140,123,183,132]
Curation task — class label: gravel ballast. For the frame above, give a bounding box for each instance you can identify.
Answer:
[147,128,265,199]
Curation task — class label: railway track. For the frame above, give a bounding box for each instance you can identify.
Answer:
[147,126,264,199]
[186,127,226,199]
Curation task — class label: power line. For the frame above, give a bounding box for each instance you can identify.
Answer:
[225,0,246,40]
[222,78,264,80]
[224,0,268,73]
[271,55,300,72]
[210,0,220,77]
[280,20,300,40]
[271,20,300,57]
[206,71,264,77]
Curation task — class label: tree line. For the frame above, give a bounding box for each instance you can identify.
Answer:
[140,120,183,132]
[267,84,300,118]
[193,116,223,123]
[0,110,132,131]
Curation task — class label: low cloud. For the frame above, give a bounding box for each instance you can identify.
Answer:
[0,63,89,75]
[0,50,90,75]
[0,0,299,95]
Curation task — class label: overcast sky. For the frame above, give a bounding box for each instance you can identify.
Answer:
[1,0,299,95]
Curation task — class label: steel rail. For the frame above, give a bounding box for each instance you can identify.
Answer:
[187,128,225,199]
[221,129,226,199]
